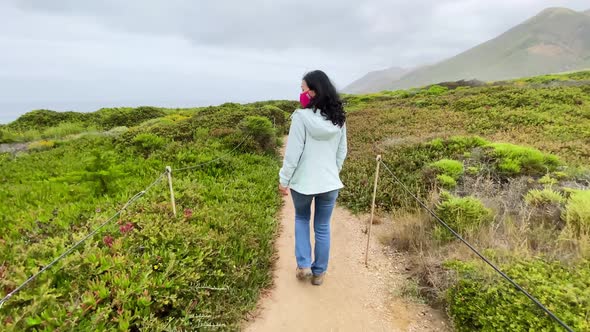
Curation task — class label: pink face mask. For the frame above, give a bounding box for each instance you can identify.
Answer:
[300,91,312,108]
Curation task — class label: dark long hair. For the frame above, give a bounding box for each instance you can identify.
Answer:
[303,70,346,127]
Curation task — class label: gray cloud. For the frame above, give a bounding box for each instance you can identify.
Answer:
[1,0,589,122]
[13,0,589,60]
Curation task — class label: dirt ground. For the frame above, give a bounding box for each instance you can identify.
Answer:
[242,191,449,332]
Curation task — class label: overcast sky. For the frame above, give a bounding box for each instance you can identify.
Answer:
[1,0,589,123]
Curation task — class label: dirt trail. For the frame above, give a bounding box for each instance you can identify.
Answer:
[243,141,449,332]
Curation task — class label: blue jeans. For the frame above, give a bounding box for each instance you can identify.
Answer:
[290,189,339,275]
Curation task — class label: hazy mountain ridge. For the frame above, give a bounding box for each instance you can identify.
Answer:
[345,7,590,93]
[343,67,409,94]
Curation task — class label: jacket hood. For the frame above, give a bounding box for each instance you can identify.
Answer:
[297,109,342,140]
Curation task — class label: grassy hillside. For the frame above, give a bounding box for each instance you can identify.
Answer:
[348,7,590,93]
[341,71,590,331]
[0,101,298,330]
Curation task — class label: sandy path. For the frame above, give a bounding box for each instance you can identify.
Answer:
[242,141,449,332]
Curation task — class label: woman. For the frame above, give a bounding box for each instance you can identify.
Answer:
[278,70,347,286]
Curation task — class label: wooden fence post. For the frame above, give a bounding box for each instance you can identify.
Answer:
[166,166,177,217]
[365,155,382,267]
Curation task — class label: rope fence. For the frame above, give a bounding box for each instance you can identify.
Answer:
[0,137,250,310]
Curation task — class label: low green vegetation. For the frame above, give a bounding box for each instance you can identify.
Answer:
[0,101,298,330]
[0,107,167,144]
[514,70,590,84]
[434,192,492,242]
[487,142,561,176]
[524,188,566,206]
[429,159,464,180]
[340,71,590,331]
[428,159,463,189]
[435,174,457,190]
[563,190,590,236]
[446,259,590,332]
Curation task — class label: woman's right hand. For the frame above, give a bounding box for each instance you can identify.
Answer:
[279,184,289,196]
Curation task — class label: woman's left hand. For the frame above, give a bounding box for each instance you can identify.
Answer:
[278,184,289,196]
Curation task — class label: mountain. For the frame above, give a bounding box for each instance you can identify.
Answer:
[346,7,590,93]
[344,67,409,94]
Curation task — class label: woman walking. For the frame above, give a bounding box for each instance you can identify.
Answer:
[278,70,347,286]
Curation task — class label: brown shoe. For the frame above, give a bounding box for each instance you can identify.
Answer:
[296,268,312,280]
[311,273,325,286]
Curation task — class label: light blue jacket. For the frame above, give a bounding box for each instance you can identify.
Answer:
[279,108,347,195]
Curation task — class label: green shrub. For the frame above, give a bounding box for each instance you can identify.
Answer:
[562,190,590,235]
[446,259,590,331]
[415,99,430,107]
[20,129,42,142]
[428,136,489,155]
[0,127,16,143]
[8,107,167,133]
[163,113,190,122]
[239,116,276,154]
[27,140,56,151]
[429,138,444,150]
[566,70,590,81]
[145,118,195,142]
[97,106,165,129]
[259,105,289,134]
[426,85,449,95]
[187,104,288,137]
[9,109,89,130]
[138,117,174,128]
[497,158,521,175]
[524,188,565,206]
[447,136,489,151]
[41,122,86,139]
[436,174,457,190]
[486,143,561,176]
[429,159,464,180]
[105,126,129,137]
[552,171,568,180]
[1,128,43,143]
[435,193,492,241]
[246,100,300,113]
[85,150,125,195]
[538,174,558,186]
[132,133,167,157]
[522,74,568,84]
